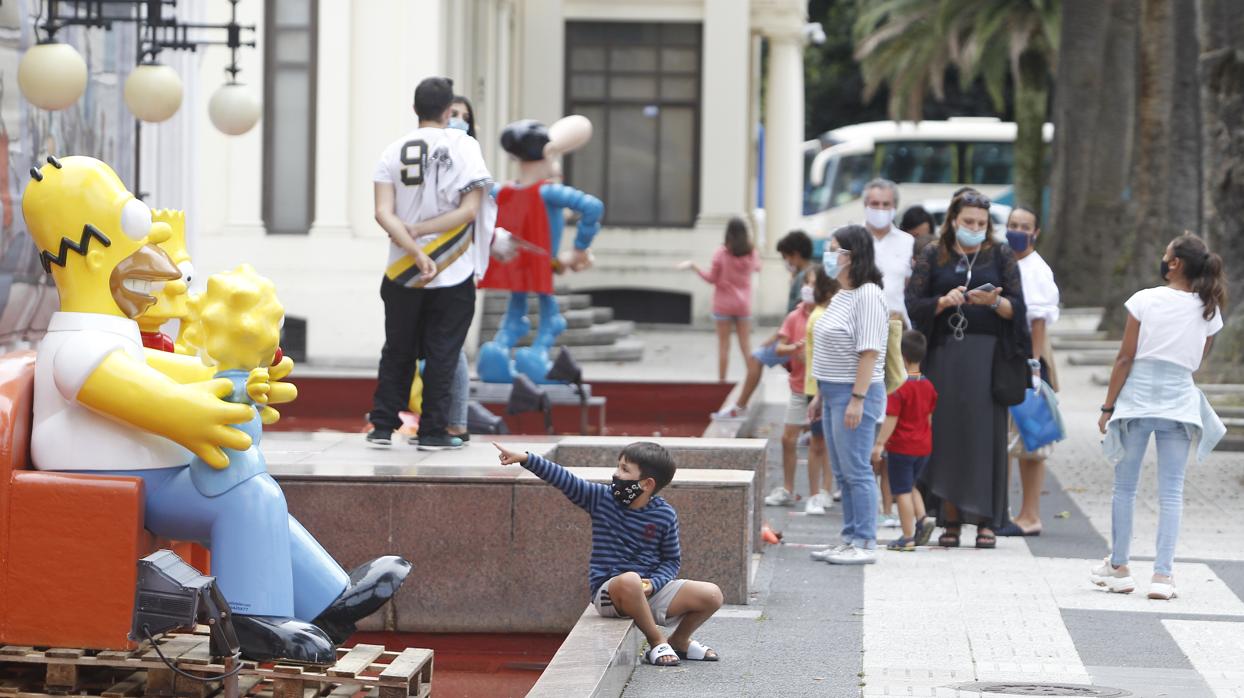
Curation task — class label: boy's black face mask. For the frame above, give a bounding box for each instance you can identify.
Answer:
[611,476,644,506]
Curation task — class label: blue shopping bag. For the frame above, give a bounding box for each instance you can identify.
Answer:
[1009,379,1065,452]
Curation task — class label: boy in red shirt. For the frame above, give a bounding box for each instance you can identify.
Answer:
[872,330,938,551]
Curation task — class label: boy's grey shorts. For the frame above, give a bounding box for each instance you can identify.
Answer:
[593,578,687,626]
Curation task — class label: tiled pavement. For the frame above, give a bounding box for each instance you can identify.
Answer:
[620,324,1244,697]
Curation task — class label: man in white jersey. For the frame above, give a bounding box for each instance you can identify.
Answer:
[860,178,914,327]
[368,77,499,451]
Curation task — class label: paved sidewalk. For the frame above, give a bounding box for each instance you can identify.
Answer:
[618,325,1244,698]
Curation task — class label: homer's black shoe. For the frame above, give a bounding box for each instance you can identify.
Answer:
[313,556,412,644]
[233,615,336,665]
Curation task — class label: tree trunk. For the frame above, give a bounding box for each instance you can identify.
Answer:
[1045,0,1138,306]
[1012,48,1048,211]
[1099,0,1202,336]
[1196,0,1244,379]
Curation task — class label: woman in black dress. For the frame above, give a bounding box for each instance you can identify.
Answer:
[905,192,1028,548]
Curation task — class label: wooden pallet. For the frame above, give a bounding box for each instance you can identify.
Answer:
[0,629,432,698]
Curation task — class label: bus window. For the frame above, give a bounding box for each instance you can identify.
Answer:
[876,141,957,184]
[965,142,1014,184]
[829,154,873,207]
[803,156,831,215]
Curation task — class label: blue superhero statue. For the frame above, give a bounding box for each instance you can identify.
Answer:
[477,116,603,383]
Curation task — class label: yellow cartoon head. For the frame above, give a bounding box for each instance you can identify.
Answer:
[22,155,181,318]
[189,264,283,371]
[137,209,194,333]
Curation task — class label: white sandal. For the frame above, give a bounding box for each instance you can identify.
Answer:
[643,642,680,666]
[675,640,719,662]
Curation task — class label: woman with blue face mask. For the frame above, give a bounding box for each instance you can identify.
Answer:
[903,191,1029,549]
[448,95,477,139]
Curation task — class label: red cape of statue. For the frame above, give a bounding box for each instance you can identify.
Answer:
[479,181,553,294]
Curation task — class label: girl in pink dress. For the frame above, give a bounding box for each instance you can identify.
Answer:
[680,217,763,382]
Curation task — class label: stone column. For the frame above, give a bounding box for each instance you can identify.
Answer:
[309,0,352,237]
[754,0,808,315]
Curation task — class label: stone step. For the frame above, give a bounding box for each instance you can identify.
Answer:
[591,306,614,324]
[1052,339,1121,352]
[568,338,645,362]
[480,308,597,331]
[1067,350,1117,367]
[482,293,592,314]
[489,321,636,348]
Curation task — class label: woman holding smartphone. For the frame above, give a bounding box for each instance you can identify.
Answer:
[905,191,1028,548]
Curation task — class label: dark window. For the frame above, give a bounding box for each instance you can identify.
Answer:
[564,22,701,228]
[263,0,317,235]
[586,288,691,325]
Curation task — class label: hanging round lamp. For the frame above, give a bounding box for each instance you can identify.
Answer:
[18,41,88,111]
[124,62,183,123]
[208,81,261,135]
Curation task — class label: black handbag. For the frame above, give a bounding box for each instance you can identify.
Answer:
[992,331,1029,406]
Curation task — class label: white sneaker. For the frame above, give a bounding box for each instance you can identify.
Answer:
[712,404,745,420]
[1089,557,1136,593]
[765,487,794,506]
[825,545,878,565]
[810,543,851,561]
[1148,576,1177,600]
[880,515,901,529]
[831,489,842,502]
[804,494,826,516]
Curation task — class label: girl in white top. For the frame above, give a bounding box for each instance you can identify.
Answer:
[808,225,889,566]
[1092,233,1227,601]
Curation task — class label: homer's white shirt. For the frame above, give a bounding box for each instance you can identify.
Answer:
[33,312,192,471]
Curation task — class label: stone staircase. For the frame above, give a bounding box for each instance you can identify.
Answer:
[477,289,644,362]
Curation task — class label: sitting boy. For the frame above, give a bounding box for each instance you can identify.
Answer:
[493,441,723,667]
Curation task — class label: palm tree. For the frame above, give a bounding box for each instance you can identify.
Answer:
[854,0,1060,209]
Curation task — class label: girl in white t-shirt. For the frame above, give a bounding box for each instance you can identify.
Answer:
[1091,233,1228,601]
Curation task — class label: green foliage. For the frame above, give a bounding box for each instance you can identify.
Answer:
[804,0,1010,138]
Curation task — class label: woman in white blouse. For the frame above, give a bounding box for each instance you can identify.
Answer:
[1092,233,1227,601]
[998,206,1060,537]
[807,225,890,566]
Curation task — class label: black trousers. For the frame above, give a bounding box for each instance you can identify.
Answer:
[371,275,475,437]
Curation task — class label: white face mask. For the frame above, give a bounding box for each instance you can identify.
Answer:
[800,285,815,304]
[864,206,893,230]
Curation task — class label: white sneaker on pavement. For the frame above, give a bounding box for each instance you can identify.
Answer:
[810,543,851,561]
[764,486,794,507]
[804,493,826,516]
[1148,576,1177,600]
[1089,557,1136,593]
[831,489,842,502]
[712,404,745,420]
[825,545,878,565]
[880,515,901,528]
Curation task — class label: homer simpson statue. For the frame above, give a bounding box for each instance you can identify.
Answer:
[22,156,409,664]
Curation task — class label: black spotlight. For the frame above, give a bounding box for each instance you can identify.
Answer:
[131,550,240,659]
[508,374,553,434]
[467,400,508,434]
[546,348,589,435]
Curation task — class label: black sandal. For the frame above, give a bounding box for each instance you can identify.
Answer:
[976,530,997,549]
[938,528,961,548]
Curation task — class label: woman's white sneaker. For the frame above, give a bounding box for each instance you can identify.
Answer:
[825,545,877,565]
[804,493,828,515]
[765,487,794,506]
[810,543,850,561]
[1089,557,1135,593]
[1148,576,1177,600]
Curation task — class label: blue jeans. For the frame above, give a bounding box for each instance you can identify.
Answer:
[820,381,885,549]
[1109,417,1191,577]
[449,349,469,430]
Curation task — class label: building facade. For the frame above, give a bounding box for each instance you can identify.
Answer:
[6,0,809,365]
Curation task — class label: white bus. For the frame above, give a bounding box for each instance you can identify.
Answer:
[800,117,1053,241]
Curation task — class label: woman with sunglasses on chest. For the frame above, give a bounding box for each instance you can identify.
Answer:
[905,192,1029,549]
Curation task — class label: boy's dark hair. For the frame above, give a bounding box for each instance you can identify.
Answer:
[724,217,753,257]
[619,442,676,494]
[414,77,455,122]
[900,329,927,365]
[776,229,813,261]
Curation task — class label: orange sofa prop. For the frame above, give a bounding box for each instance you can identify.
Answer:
[0,351,208,650]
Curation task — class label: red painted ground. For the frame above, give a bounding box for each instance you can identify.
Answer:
[269,376,730,437]
[347,632,565,698]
